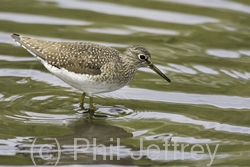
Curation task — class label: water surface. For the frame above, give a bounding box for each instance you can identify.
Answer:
[0,0,250,166]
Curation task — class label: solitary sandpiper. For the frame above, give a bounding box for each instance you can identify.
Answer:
[11,33,171,111]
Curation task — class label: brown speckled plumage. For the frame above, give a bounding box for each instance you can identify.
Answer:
[11,33,171,110]
[13,35,121,76]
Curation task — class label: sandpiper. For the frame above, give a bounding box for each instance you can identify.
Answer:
[11,33,171,111]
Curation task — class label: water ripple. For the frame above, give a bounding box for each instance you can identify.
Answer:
[221,69,250,80]
[0,12,91,25]
[42,0,219,24]
[168,63,197,74]
[127,111,250,135]
[6,111,81,125]
[1,68,250,109]
[0,54,35,62]
[193,65,219,75]
[206,49,240,58]
[86,28,131,35]
[162,0,250,15]
[239,50,250,56]
[85,26,179,36]
[103,87,250,109]
[126,26,179,35]
[0,32,127,48]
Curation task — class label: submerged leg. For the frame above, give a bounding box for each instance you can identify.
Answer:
[79,92,86,109]
[89,96,97,111]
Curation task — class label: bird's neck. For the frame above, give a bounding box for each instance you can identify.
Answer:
[119,56,138,81]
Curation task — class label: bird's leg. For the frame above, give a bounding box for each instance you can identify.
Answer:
[89,96,97,111]
[79,92,86,110]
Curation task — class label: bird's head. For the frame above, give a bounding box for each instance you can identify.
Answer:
[123,45,171,82]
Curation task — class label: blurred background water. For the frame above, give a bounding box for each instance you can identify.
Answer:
[1,0,250,166]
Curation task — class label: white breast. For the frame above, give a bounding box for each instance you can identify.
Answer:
[42,60,122,96]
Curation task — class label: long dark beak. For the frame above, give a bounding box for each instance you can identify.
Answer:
[149,63,171,82]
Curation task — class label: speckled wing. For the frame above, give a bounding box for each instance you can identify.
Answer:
[11,34,121,75]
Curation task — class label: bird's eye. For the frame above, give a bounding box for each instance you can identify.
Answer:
[138,54,146,60]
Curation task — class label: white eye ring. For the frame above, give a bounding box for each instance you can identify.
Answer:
[138,54,146,60]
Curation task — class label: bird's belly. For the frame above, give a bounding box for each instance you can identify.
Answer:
[43,62,123,96]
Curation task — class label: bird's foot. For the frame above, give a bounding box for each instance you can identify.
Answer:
[78,104,97,113]
[79,103,85,110]
[79,92,86,110]
[89,104,97,112]
[88,96,97,112]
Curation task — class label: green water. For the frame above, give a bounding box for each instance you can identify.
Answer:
[1,0,250,166]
